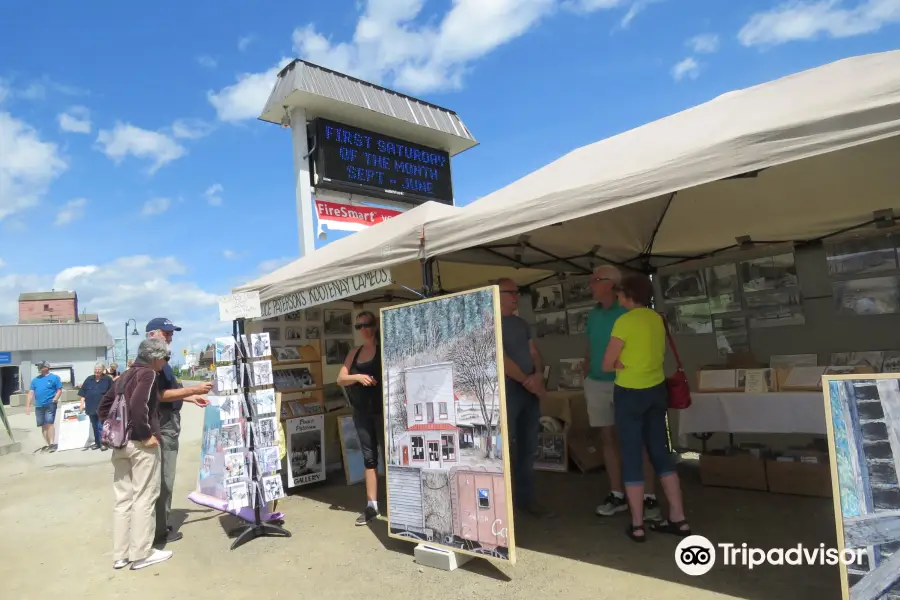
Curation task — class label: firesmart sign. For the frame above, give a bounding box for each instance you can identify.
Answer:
[312,118,454,206]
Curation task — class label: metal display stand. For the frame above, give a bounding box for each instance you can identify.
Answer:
[228,317,292,550]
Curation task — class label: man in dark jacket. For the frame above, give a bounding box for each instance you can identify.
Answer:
[79,363,113,450]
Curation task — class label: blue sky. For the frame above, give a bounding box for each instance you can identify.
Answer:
[0,0,898,358]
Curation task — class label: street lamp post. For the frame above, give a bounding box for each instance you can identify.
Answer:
[125,319,139,362]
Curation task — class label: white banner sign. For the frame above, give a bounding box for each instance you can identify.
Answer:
[260,268,391,319]
[219,291,262,322]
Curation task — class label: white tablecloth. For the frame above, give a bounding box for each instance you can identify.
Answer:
[676,392,825,445]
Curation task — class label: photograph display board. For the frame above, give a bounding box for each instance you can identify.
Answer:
[285,414,325,488]
[823,374,900,600]
[380,286,516,563]
[55,401,92,451]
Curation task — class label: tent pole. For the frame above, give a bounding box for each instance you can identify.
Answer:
[420,257,435,298]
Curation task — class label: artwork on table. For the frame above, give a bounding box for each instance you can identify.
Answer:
[563,278,593,307]
[218,394,243,421]
[285,327,304,341]
[220,423,244,451]
[672,302,713,334]
[532,284,565,312]
[736,368,773,393]
[566,306,592,336]
[215,336,237,363]
[325,338,353,365]
[380,286,515,563]
[337,414,384,485]
[534,432,568,472]
[833,277,900,316]
[305,326,320,340]
[224,452,247,479]
[831,352,886,372]
[324,309,353,335]
[883,352,900,373]
[261,474,286,503]
[274,367,315,392]
[262,327,281,342]
[249,360,274,387]
[826,234,898,277]
[226,481,250,511]
[534,310,567,338]
[273,346,302,364]
[558,359,584,390]
[215,366,241,393]
[283,310,304,322]
[822,374,900,600]
[660,270,706,303]
[740,253,798,292]
[305,308,321,322]
[704,264,741,314]
[253,417,279,448]
[285,414,326,488]
[250,332,272,358]
[255,446,280,474]
[250,388,276,417]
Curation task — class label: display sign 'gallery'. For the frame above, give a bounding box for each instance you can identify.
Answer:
[261,268,391,318]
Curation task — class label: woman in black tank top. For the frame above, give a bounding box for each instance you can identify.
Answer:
[337,311,385,526]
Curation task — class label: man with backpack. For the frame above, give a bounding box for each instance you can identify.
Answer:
[145,318,212,546]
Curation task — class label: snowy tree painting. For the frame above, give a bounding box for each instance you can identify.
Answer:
[381,287,515,563]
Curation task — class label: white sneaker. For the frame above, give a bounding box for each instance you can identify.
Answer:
[130,549,173,570]
[113,559,130,570]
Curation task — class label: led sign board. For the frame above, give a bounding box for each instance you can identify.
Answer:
[312,118,454,206]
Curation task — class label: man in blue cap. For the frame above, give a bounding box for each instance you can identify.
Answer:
[145,317,212,545]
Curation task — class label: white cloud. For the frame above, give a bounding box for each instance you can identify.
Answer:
[0,111,68,221]
[671,57,700,81]
[210,0,655,119]
[204,183,224,206]
[739,0,900,46]
[687,33,720,53]
[238,35,256,52]
[58,106,92,134]
[54,197,87,226]
[1,76,89,103]
[222,249,240,259]
[171,118,215,139]
[141,197,171,216]
[207,59,292,122]
[95,122,186,173]
[197,55,218,69]
[257,257,293,273]
[0,258,5,268]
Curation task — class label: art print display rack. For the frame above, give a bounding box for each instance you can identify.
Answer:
[217,316,292,550]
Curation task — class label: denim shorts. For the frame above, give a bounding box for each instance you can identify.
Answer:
[35,403,57,427]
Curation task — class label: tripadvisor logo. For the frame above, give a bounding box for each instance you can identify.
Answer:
[675,536,865,576]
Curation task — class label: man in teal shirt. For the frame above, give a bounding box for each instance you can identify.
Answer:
[584,265,660,520]
[26,361,64,452]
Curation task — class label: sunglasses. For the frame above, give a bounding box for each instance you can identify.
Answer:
[355,322,376,330]
[591,277,613,283]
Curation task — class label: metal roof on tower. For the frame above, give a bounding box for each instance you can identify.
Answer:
[258,59,478,156]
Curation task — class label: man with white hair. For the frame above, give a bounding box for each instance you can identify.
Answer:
[584,265,661,521]
[145,317,212,546]
[78,363,113,450]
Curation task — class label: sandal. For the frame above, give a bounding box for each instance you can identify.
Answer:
[649,519,692,537]
[626,524,647,543]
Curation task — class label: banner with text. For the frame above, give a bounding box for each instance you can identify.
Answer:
[315,199,403,234]
[260,268,392,318]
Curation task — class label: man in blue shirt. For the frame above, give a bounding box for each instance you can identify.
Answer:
[584,265,660,520]
[78,363,113,450]
[146,317,212,546]
[26,361,64,452]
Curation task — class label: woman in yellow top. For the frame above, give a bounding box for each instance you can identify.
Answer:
[602,274,690,543]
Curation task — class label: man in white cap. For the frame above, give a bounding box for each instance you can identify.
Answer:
[145,317,212,545]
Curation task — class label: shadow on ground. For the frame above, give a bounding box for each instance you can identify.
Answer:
[284,459,841,600]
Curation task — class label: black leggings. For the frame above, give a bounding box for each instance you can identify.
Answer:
[352,407,385,470]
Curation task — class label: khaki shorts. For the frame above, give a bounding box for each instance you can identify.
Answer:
[584,378,616,428]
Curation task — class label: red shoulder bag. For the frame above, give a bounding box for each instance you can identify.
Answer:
[662,315,692,410]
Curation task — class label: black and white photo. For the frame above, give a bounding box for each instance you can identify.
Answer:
[274,367,315,391]
[262,327,281,342]
[535,310,567,338]
[304,326,320,339]
[285,415,326,488]
[563,278,593,307]
[531,284,565,312]
[660,270,706,303]
[741,253,799,292]
[250,332,272,358]
[224,452,247,479]
[253,417,278,448]
[221,423,244,451]
[305,308,321,322]
[283,309,304,322]
[218,394,243,421]
[324,309,353,335]
[285,326,304,341]
[325,338,352,365]
[566,306,592,336]
[704,264,741,313]
[833,276,900,316]
[250,360,274,387]
[825,234,897,277]
[273,346,302,363]
[226,481,250,510]
[251,388,276,416]
[261,475,286,503]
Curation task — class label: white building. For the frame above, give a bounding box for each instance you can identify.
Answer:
[397,362,460,470]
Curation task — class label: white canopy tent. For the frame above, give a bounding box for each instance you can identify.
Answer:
[235,201,553,308]
[421,51,900,273]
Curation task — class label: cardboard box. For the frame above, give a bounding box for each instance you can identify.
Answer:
[699,453,768,491]
[568,430,605,473]
[766,459,832,497]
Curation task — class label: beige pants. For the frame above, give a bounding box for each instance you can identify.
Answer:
[112,440,161,562]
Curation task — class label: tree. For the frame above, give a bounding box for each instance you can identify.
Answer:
[448,326,499,457]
